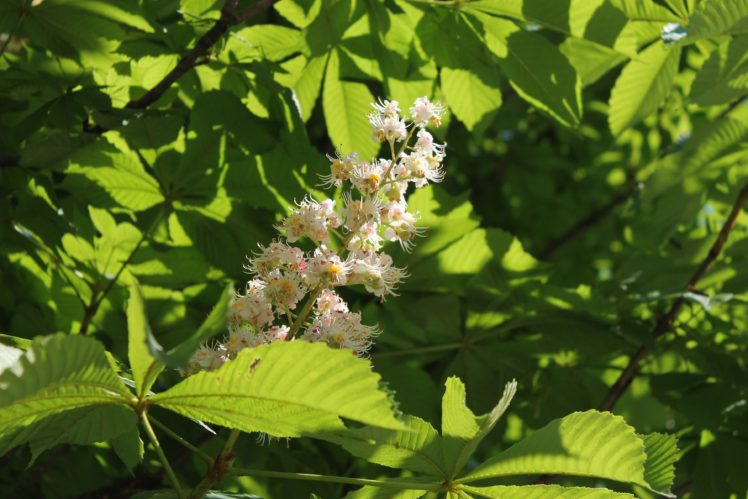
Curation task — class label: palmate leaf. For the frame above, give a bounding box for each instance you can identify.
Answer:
[460,410,676,497]
[608,40,681,136]
[149,341,403,438]
[461,484,634,498]
[0,334,131,454]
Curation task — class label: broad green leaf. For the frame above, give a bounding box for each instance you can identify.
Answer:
[690,36,748,106]
[685,0,748,41]
[25,405,137,463]
[227,25,302,62]
[641,433,679,494]
[147,284,233,369]
[460,410,675,497]
[0,334,130,454]
[442,377,517,478]
[277,54,329,122]
[469,12,582,127]
[465,0,637,54]
[328,415,447,475]
[150,341,403,437]
[559,38,627,87]
[127,281,163,396]
[608,40,681,136]
[61,0,154,32]
[461,485,634,498]
[275,0,322,28]
[111,421,144,470]
[323,50,380,159]
[345,482,431,498]
[440,67,502,132]
[67,141,164,211]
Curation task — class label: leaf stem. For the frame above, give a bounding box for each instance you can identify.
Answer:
[149,416,214,464]
[142,412,185,499]
[287,285,324,338]
[229,467,440,491]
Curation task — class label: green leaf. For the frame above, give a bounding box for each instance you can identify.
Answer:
[461,484,634,498]
[465,0,637,54]
[147,284,233,369]
[149,341,403,437]
[442,377,517,478]
[227,25,302,62]
[0,334,130,454]
[559,38,627,87]
[328,415,447,475]
[345,483,429,498]
[690,36,748,106]
[641,433,679,494]
[460,410,676,497]
[67,141,164,211]
[25,405,137,463]
[275,0,322,28]
[440,66,502,132]
[127,280,164,397]
[0,344,23,373]
[685,0,748,41]
[111,421,144,470]
[468,12,582,127]
[608,40,681,136]
[323,50,380,159]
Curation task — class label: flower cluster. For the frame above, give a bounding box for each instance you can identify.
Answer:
[185,97,446,375]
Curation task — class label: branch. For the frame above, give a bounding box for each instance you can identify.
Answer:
[125,0,276,110]
[598,182,748,412]
[539,183,637,260]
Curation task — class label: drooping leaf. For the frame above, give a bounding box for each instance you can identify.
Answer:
[0,334,131,455]
[149,341,403,437]
[468,12,582,127]
[608,40,681,135]
[127,280,163,396]
[641,433,679,495]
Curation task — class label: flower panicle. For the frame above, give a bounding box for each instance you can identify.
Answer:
[184,96,446,376]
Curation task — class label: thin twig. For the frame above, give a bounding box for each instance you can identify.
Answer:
[598,182,748,412]
[126,0,276,110]
[539,183,637,259]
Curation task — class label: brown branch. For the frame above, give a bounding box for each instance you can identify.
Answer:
[539,183,637,260]
[125,0,276,110]
[598,182,748,412]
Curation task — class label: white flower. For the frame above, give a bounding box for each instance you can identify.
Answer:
[382,202,423,251]
[248,241,306,278]
[347,251,405,299]
[371,98,401,119]
[321,151,359,188]
[410,96,445,128]
[279,197,341,244]
[228,281,274,330]
[370,114,407,143]
[347,222,383,253]
[350,160,387,195]
[264,269,308,309]
[342,192,382,231]
[302,310,378,356]
[316,289,349,315]
[401,151,445,187]
[266,325,290,341]
[306,247,349,287]
[415,129,446,156]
